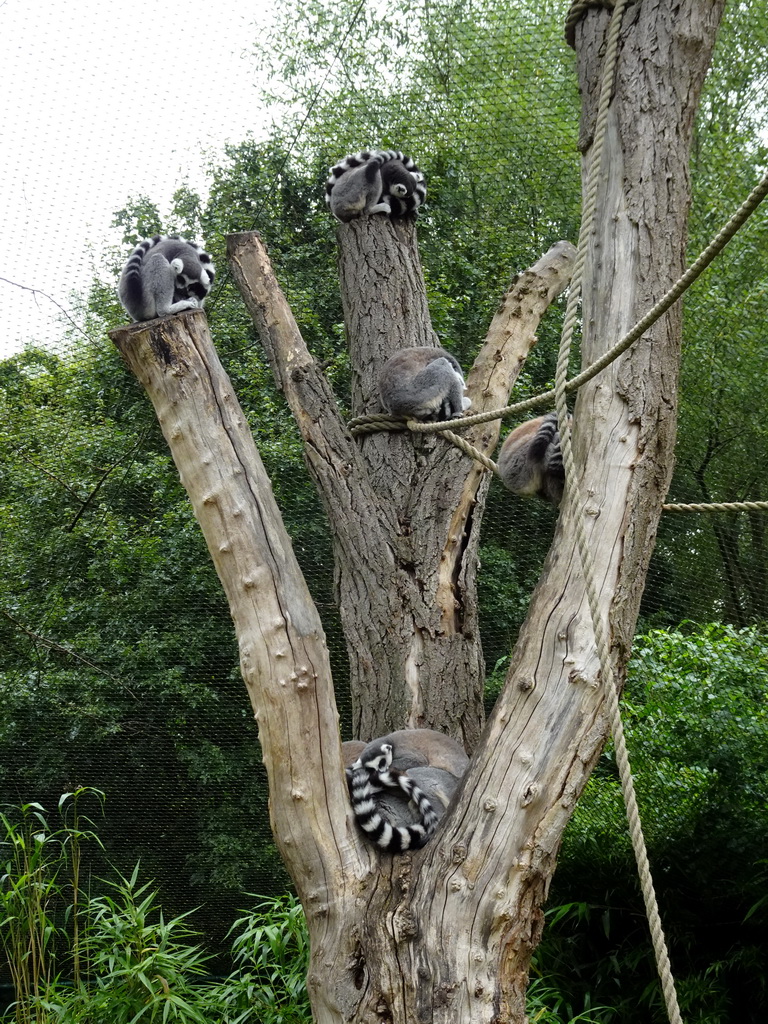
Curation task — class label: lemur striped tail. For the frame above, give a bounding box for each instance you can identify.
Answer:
[347,742,439,851]
[118,235,215,322]
[120,235,163,312]
[325,149,427,218]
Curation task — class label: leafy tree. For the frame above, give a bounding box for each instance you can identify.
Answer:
[539,624,768,1023]
[0,344,288,930]
[109,3,726,1020]
[647,0,768,625]
[253,0,582,360]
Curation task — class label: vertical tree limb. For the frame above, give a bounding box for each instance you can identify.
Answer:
[109,310,357,902]
[230,227,575,746]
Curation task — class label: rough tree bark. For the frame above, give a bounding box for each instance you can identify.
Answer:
[111,1,724,1021]
[229,226,575,750]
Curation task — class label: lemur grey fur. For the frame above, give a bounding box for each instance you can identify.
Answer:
[342,745,460,824]
[342,729,469,846]
[355,766,462,833]
[325,149,426,222]
[497,412,569,505]
[118,235,215,322]
[378,346,471,421]
[347,742,440,852]
[349,729,469,779]
[401,766,462,815]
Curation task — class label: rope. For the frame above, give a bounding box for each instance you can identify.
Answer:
[347,166,768,448]
[348,412,501,474]
[565,0,618,48]
[553,3,684,1021]
[405,419,500,474]
[663,500,768,513]
[348,413,407,435]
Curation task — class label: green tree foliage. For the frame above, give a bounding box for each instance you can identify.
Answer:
[251,0,581,360]
[0,343,289,925]
[539,624,768,1023]
[648,0,768,625]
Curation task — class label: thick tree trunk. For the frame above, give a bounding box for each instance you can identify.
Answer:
[400,3,724,1019]
[230,227,575,749]
[109,313,351,890]
[111,2,724,1022]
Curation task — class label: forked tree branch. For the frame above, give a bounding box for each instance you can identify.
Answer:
[109,309,362,899]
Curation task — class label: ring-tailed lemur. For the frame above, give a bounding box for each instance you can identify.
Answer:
[347,742,440,851]
[325,149,426,222]
[497,412,569,505]
[118,235,215,322]
[344,728,469,780]
[378,346,472,421]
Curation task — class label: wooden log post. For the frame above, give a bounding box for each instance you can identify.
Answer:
[109,311,369,1024]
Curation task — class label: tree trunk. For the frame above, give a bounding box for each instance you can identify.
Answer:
[111,1,724,1021]
[229,227,575,750]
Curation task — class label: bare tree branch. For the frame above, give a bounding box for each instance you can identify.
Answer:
[0,275,89,341]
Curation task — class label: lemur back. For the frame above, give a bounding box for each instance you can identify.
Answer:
[325,149,426,222]
[347,742,439,851]
[118,235,215,322]
[379,346,471,421]
[497,412,567,504]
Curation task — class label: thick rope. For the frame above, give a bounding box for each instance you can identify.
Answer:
[564,167,768,395]
[553,3,684,1021]
[565,0,617,48]
[406,419,500,473]
[348,413,407,435]
[348,166,768,445]
[663,500,768,513]
[348,410,501,472]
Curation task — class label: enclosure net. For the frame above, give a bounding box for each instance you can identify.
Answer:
[1,0,767,1017]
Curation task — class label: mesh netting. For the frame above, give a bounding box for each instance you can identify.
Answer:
[1,0,767,1007]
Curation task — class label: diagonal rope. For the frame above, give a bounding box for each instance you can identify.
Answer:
[348,165,768,443]
[554,2,684,1022]
[407,423,500,473]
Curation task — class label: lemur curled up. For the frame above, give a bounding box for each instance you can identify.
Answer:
[347,742,440,852]
[379,346,471,421]
[343,730,469,852]
[325,149,426,222]
[118,235,215,322]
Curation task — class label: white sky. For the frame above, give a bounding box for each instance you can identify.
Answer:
[1,0,273,358]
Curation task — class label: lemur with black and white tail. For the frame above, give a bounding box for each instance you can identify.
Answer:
[347,742,440,852]
[118,235,215,322]
[325,149,426,222]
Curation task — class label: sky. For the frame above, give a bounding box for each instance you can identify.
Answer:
[1,0,273,358]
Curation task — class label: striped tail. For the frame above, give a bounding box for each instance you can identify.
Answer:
[119,235,162,312]
[325,149,427,217]
[347,742,439,851]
